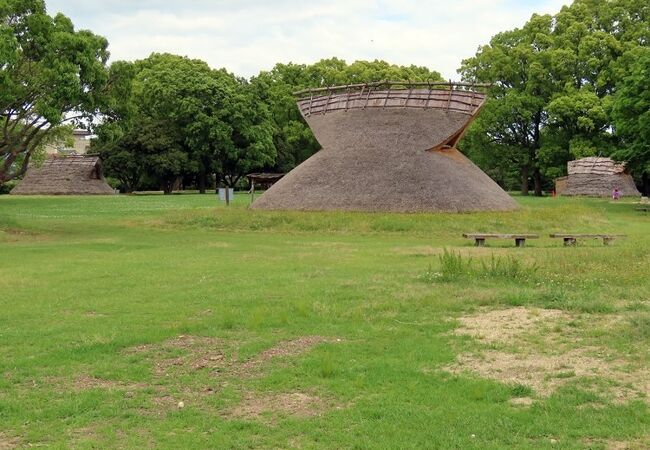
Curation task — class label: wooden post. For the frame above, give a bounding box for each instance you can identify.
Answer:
[383,85,391,109]
[250,180,255,204]
[363,83,372,109]
[405,86,413,107]
[225,185,230,206]
[344,86,350,111]
[446,79,452,111]
[307,92,313,116]
[475,238,485,247]
[470,84,476,113]
[324,88,332,115]
[515,238,526,248]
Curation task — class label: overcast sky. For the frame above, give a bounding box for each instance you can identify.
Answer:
[47,0,570,79]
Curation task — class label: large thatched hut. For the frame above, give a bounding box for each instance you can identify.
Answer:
[11,155,114,195]
[251,81,517,212]
[555,157,640,197]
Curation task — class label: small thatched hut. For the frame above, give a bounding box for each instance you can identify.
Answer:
[251,81,517,213]
[555,157,640,197]
[11,155,114,195]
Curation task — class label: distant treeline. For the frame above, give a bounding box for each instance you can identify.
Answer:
[1,0,648,195]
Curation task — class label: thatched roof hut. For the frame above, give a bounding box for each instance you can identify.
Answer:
[555,157,640,197]
[11,155,114,195]
[251,81,517,212]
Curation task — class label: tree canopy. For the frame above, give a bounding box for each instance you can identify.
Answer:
[612,46,650,194]
[459,0,649,195]
[0,0,109,183]
[94,53,275,192]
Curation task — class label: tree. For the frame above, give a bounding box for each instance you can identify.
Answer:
[612,47,650,195]
[459,0,648,195]
[216,83,276,187]
[94,53,276,193]
[0,0,109,185]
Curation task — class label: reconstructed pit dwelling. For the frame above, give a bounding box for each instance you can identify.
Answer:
[252,81,517,212]
[555,157,640,197]
[11,155,114,195]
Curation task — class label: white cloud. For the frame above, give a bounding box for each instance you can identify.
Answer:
[47,0,570,79]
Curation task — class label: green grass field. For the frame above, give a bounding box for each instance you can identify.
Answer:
[0,194,648,449]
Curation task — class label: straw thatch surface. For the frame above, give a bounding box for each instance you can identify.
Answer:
[557,157,640,197]
[11,156,115,195]
[252,103,518,212]
[556,174,640,197]
[568,157,627,175]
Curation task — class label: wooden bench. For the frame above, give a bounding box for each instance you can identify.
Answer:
[549,234,626,246]
[462,233,539,247]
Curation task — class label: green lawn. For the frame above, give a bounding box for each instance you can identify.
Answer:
[0,194,648,449]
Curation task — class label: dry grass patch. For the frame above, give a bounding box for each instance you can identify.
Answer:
[391,245,440,256]
[454,307,569,344]
[227,391,327,420]
[448,307,649,403]
[583,437,650,450]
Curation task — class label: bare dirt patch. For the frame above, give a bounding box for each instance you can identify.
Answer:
[228,391,326,420]
[0,433,20,450]
[72,375,146,391]
[126,335,335,378]
[126,335,229,376]
[238,336,333,373]
[448,308,649,403]
[120,335,340,416]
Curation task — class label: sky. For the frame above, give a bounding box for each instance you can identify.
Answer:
[47,0,571,80]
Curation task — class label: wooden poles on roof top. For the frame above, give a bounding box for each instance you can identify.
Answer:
[293,81,491,97]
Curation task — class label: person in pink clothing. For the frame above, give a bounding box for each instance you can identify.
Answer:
[612,187,620,200]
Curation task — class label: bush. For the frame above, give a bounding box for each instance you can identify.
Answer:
[0,180,18,195]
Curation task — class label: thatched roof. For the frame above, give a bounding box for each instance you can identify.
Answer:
[556,157,640,197]
[11,155,115,195]
[251,82,517,213]
[568,157,627,175]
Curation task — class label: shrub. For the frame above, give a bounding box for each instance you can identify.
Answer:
[0,180,18,195]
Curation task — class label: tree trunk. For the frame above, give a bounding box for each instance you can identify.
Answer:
[163,177,174,195]
[533,167,543,196]
[520,164,529,196]
[198,167,207,194]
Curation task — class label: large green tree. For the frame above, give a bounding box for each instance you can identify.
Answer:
[95,53,275,193]
[459,0,648,195]
[612,47,650,195]
[0,0,109,184]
